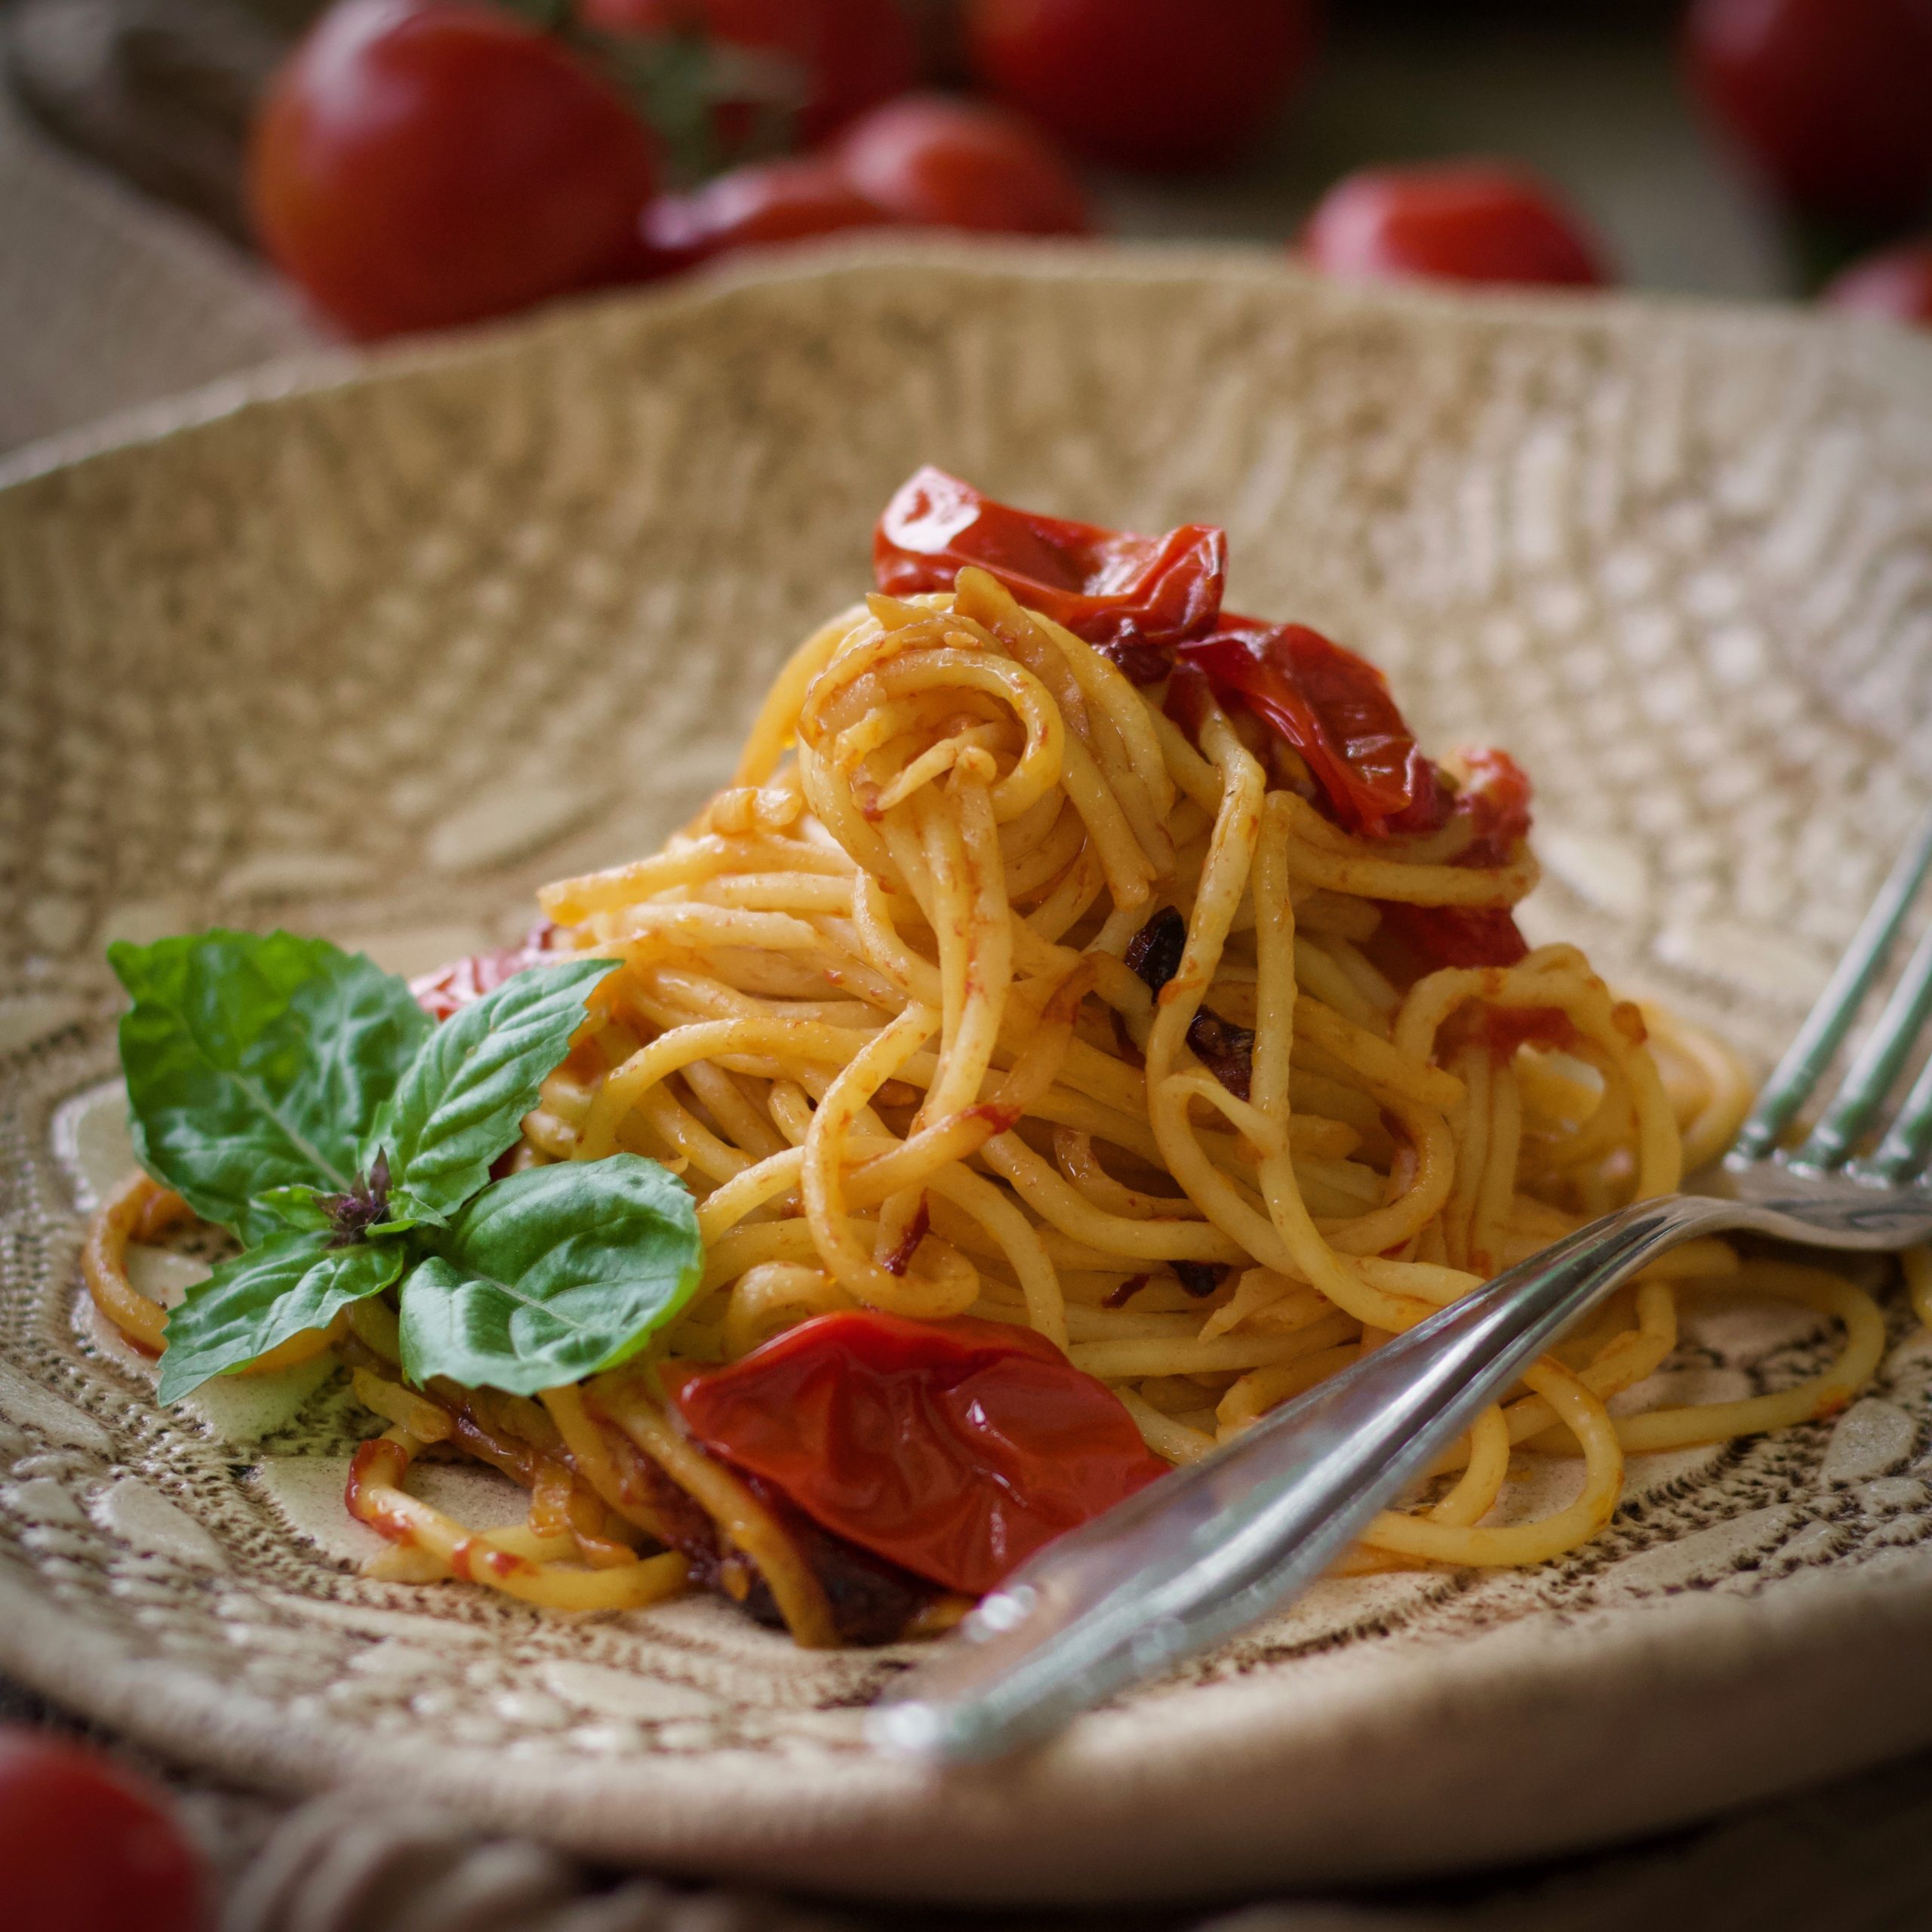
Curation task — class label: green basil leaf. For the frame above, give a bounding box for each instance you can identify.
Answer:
[367,957,617,1220]
[158,1232,404,1404]
[397,1156,700,1395]
[257,1185,333,1233]
[111,931,432,1246]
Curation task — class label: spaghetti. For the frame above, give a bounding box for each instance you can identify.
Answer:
[88,472,1908,1644]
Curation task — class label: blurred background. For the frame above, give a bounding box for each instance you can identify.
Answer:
[2,0,1930,452]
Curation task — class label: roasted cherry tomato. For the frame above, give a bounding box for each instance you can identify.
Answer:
[1822,238,1932,323]
[1375,901,1529,972]
[1371,750,1535,971]
[666,1311,1168,1594]
[965,0,1318,172]
[641,156,893,270]
[0,1728,206,1932]
[1684,0,1932,222]
[875,465,1223,673]
[877,470,1533,966]
[579,0,919,147]
[1302,162,1609,288]
[1177,620,1446,838]
[835,94,1093,235]
[251,0,658,339]
[1174,636,1534,962]
[1448,746,1534,862]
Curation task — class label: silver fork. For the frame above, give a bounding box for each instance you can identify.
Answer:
[870,806,1932,1767]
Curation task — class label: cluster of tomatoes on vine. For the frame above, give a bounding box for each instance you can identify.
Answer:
[250,0,1932,342]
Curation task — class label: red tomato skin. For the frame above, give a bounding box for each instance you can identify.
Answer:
[966,0,1318,171]
[666,1312,1168,1595]
[1177,620,1447,838]
[875,465,1223,669]
[579,0,919,146]
[1377,902,1530,972]
[1450,746,1534,861]
[1821,238,1932,323]
[1371,748,1536,971]
[0,1729,205,1932]
[641,158,894,271]
[1685,0,1932,222]
[835,94,1093,235]
[250,0,658,339]
[1479,1004,1577,1062]
[1302,162,1609,288]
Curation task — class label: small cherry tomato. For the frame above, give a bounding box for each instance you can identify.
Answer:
[641,156,893,270]
[578,0,919,147]
[0,1728,206,1932]
[1684,0,1932,222]
[1820,238,1932,324]
[835,93,1092,235]
[1302,162,1609,288]
[965,0,1318,171]
[251,0,658,339]
[667,1311,1168,1594]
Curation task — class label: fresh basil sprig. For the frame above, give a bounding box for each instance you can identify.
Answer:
[109,932,702,1404]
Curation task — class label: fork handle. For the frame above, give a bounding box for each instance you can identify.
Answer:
[872,1192,1737,1765]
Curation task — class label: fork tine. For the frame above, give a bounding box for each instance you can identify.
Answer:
[1730,804,1932,1164]
[1860,1035,1932,1183]
[1798,916,1932,1167]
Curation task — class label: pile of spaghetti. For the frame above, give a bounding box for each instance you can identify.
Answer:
[88,470,1900,1647]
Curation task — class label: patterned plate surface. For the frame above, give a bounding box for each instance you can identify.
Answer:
[2,244,1932,1906]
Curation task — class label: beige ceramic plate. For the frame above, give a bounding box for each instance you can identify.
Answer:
[3,244,1932,1906]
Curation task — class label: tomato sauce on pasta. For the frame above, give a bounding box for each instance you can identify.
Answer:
[85,472,1892,1644]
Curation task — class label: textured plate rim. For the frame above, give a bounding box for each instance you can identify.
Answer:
[2,1546,1930,1903]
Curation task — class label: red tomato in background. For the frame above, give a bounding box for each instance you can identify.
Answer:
[965,0,1318,172]
[1820,238,1932,323]
[1302,162,1609,288]
[1684,0,1932,222]
[642,157,893,270]
[578,0,919,146]
[837,93,1091,235]
[251,0,657,338]
[0,1729,205,1932]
